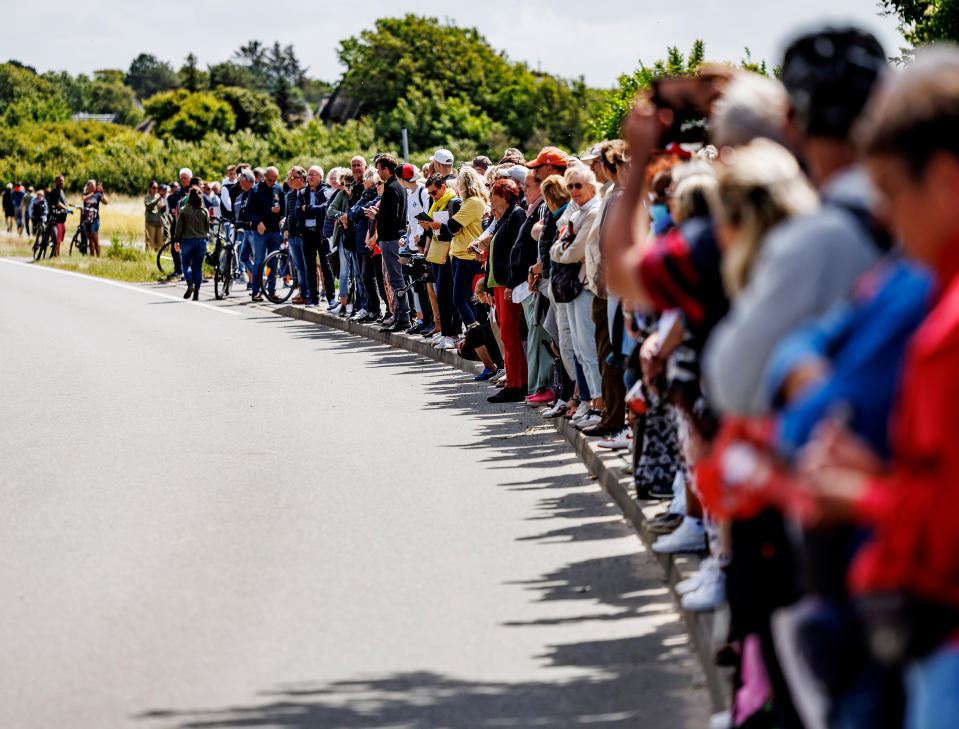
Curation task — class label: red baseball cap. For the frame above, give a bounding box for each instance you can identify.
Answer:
[398,163,420,181]
[525,146,569,169]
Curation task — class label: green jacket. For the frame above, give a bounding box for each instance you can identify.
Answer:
[174,204,209,241]
[326,189,350,247]
[144,193,167,227]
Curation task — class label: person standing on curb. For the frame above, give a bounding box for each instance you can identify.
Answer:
[370,154,410,332]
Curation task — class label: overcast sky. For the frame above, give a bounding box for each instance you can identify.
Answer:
[7,0,903,88]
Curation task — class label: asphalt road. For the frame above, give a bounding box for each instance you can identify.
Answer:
[0,260,710,729]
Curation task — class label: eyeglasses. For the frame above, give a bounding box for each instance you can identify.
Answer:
[567,182,584,190]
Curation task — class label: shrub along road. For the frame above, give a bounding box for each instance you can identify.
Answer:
[0,261,710,729]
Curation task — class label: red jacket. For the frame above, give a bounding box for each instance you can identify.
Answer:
[851,240,959,608]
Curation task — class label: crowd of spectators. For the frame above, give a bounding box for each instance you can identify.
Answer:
[7,25,959,729]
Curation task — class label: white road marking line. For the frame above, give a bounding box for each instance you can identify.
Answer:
[0,259,241,316]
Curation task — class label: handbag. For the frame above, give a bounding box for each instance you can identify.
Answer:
[550,261,583,303]
[425,238,450,265]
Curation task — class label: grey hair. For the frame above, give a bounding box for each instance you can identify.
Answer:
[178,167,193,179]
[237,169,255,184]
[671,161,718,223]
[711,73,789,149]
[308,165,324,179]
[362,167,379,184]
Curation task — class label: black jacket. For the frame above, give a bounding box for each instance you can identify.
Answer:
[247,180,283,232]
[300,183,329,235]
[375,175,407,241]
[487,204,525,289]
[510,199,546,289]
[283,188,302,236]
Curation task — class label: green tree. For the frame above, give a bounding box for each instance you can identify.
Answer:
[213,86,281,134]
[42,70,93,111]
[336,14,596,152]
[154,92,235,141]
[178,53,207,92]
[93,69,126,85]
[126,53,179,99]
[881,0,959,45]
[89,79,142,125]
[586,41,709,140]
[0,62,70,124]
[208,61,256,90]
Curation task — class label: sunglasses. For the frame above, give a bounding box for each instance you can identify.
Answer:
[567,182,584,190]
[427,188,442,197]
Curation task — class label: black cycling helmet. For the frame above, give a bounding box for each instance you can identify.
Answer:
[781,26,886,138]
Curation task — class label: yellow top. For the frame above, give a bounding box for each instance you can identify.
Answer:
[450,197,485,260]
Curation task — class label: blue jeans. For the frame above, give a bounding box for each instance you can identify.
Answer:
[338,244,365,309]
[906,644,959,729]
[287,236,310,301]
[567,289,602,397]
[250,230,282,296]
[379,239,410,322]
[237,231,252,278]
[180,238,206,288]
[451,256,481,326]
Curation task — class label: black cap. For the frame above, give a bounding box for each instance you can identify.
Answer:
[782,26,886,138]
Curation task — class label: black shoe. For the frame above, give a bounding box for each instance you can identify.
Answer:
[581,423,619,437]
[183,286,194,299]
[407,321,427,334]
[380,319,411,333]
[192,288,199,301]
[360,313,378,323]
[487,387,526,403]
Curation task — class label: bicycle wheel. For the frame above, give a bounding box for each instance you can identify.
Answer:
[32,227,44,260]
[157,241,175,276]
[214,248,234,300]
[68,228,84,256]
[261,249,295,304]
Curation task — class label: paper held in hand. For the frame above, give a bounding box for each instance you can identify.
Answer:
[433,211,450,224]
[510,281,532,303]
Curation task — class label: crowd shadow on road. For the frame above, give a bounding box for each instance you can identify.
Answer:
[133,320,709,729]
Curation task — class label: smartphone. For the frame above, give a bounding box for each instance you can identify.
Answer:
[415,212,433,222]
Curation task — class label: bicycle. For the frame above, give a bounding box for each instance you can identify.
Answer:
[213,220,240,300]
[260,242,298,304]
[67,205,88,256]
[32,208,72,261]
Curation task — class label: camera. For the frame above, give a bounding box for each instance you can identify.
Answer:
[401,254,433,283]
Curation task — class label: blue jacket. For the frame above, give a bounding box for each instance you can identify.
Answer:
[764,256,933,459]
[347,186,378,254]
[300,183,329,235]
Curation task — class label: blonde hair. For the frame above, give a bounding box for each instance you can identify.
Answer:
[362,167,379,184]
[540,174,571,209]
[456,165,489,204]
[715,138,819,295]
[670,161,718,223]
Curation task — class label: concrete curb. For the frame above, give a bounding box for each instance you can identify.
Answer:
[273,304,730,710]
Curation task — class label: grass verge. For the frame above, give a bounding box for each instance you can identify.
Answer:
[1,232,165,283]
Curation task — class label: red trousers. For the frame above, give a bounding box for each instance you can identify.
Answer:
[494,286,528,390]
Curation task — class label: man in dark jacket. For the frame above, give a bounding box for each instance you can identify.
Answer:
[299,166,334,306]
[247,165,284,301]
[370,154,410,331]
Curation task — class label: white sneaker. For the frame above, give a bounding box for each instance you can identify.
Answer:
[492,371,508,384]
[439,337,459,350]
[350,308,368,321]
[681,563,726,611]
[676,557,718,595]
[570,401,590,423]
[542,399,567,418]
[573,410,603,430]
[329,302,343,315]
[429,333,443,344]
[346,304,354,316]
[651,518,706,554]
[597,427,631,450]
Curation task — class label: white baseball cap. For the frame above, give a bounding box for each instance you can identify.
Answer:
[431,149,454,166]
